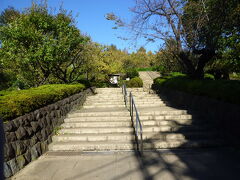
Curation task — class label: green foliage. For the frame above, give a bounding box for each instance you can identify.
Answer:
[0,1,159,89]
[136,67,154,71]
[77,79,91,88]
[0,7,20,25]
[169,72,186,77]
[126,69,139,78]
[91,81,110,88]
[230,73,240,80]
[182,0,240,78]
[136,66,163,72]
[0,84,85,121]
[155,39,183,74]
[122,48,155,70]
[126,77,143,88]
[0,2,89,86]
[204,73,215,80]
[154,75,240,106]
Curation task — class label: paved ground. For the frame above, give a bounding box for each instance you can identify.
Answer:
[139,71,160,92]
[12,148,240,180]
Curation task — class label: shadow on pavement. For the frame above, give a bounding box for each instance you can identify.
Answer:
[124,91,240,180]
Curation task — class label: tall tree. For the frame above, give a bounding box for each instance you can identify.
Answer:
[107,0,240,78]
[0,2,89,86]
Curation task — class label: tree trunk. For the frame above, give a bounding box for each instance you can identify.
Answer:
[178,49,215,79]
[193,49,215,79]
[178,51,195,76]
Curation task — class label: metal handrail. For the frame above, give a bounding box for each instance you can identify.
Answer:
[122,84,143,154]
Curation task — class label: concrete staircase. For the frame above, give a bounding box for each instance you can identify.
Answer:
[128,88,224,149]
[49,88,135,151]
[49,88,224,152]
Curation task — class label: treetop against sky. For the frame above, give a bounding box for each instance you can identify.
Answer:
[0,0,161,53]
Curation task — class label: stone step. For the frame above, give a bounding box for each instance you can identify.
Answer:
[86,99,124,103]
[94,94,124,97]
[61,121,133,128]
[68,111,130,117]
[133,97,161,100]
[96,88,149,93]
[61,119,196,128]
[129,104,166,108]
[64,117,193,125]
[87,95,124,98]
[133,98,164,102]
[139,115,192,120]
[84,102,125,105]
[86,98,124,101]
[83,104,126,109]
[92,92,123,95]
[154,115,192,120]
[64,116,131,122]
[88,94,158,98]
[135,102,165,106]
[134,101,164,104]
[97,87,121,89]
[85,98,162,102]
[87,97,124,100]
[96,88,122,91]
[49,141,135,151]
[52,133,134,142]
[59,125,210,134]
[59,127,134,134]
[144,139,225,149]
[84,101,165,105]
[49,139,224,151]
[52,132,220,142]
[67,112,191,120]
[96,91,128,95]
[139,110,188,115]
[84,101,165,106]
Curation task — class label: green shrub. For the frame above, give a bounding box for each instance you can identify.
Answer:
[136,66,165,72]
[77,79,91,88]
[155,66,166,73]
[169,72,186,77]
[204,73,215,80]
[91,81,111,88]
[154,76,240,105]
[126,77,143,87]
[230,73,240,80]
[137,67,155,71]
[118,80,125,87]
[0,84,85,121]
[126,69,139,78]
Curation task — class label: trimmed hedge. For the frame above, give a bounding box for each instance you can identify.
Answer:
[136,66,164,72]
[0,84,85,121]
[153,76,240,106]
[126,77,143,87]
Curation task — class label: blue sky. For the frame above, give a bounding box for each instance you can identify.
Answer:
[1,0,162,52]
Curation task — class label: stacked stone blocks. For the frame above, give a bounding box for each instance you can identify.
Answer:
[3,88,95,178]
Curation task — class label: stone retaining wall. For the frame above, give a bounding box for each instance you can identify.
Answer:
[153,86,240,146]
[3,87,95,178]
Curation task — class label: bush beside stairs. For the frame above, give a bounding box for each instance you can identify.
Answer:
[49,88,225,152]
